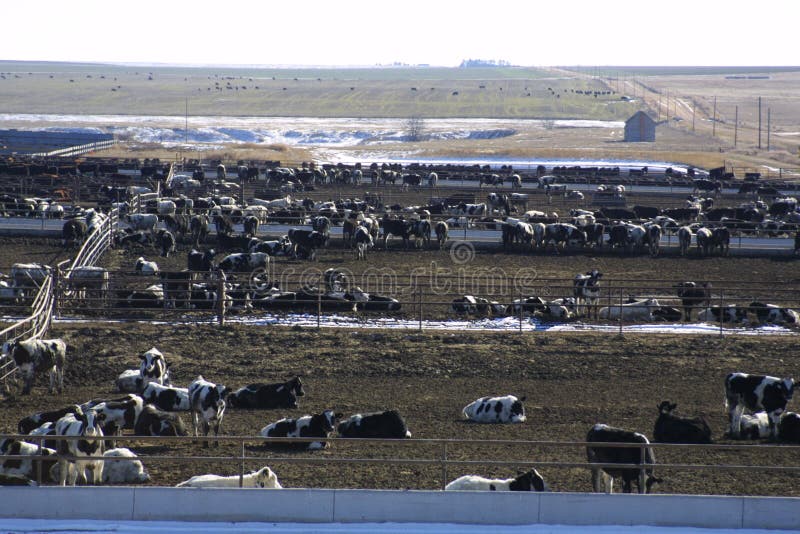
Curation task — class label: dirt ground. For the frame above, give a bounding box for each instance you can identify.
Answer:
[2,236,800,496]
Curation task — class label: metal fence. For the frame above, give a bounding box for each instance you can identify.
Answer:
[3,433,800,494]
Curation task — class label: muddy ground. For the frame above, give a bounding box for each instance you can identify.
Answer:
[1,236,800,496]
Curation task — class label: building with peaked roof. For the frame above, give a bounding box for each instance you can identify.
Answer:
[624,111,656,142]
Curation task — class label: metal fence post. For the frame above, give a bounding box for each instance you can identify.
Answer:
[317,276,322,329]
[618,288,624,337]
[418,288,423,332]
[217,271,226,326]
[719,290,724,337]
[518,287,523,333]
[441,441,448,490]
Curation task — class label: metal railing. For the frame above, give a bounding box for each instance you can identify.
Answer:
[2,433,799,494]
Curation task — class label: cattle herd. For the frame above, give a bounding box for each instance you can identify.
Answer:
[1,338,798,493]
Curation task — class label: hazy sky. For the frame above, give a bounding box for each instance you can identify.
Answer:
[2,1,796,67]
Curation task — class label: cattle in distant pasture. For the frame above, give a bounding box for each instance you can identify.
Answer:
[586,423,660,494]
[337,410,411,439]
[725,372,794,439]
[189,375,229,447]
[675,282,712,321]
[226,377,305,410]
[54,406,105,486]
[176,466,281,488]
[652,401,712,444]
[463,395,526,424]
[260,410,341,450]
[134,404,189,436]
[7,338,66,395]
[445,469,548,492]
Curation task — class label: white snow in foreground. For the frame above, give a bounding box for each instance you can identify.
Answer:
[1,520,798,534]
[14,314,793,337]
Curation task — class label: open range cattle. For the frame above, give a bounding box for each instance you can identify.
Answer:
[463,395,526,424]
[586,423,660,494]
[725,372,794,439]
[176,465,281,488]
[337,410,412,439]
[445,469,548,492]
[652,401,712,444]
[6,338,66,395]
[260,410,341,450]
[226,377,305,409]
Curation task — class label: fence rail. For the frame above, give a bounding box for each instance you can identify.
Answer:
[3,433,799,493]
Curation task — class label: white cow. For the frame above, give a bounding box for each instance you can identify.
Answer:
[176,466,281,488]
[445,469,548,492]
[462,395,526,424]
[598,298,660,322]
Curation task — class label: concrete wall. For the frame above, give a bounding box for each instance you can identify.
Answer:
[1,488,799,529]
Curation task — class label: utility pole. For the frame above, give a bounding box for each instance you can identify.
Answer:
[712,96,717,137]
[767,108,771,151]
[734,105,738,147]
[758,96,762,149]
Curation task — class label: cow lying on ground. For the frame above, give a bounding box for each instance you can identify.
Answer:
[586,424,660,494]
[445,469,548,492]
[7,338,66,395]
[652,401,712,444]
[142,382,190,411]
[176,466,281,488]
[462,395,526,424]
[748,302,800,325]
[134,404,189,436]
[337,410,411,439]
[115,369,145,393]
[100,448,150,484]
[260,410,341,450]
[725,372,794,439]
[226,377,304,409]
[697,305,749,324]
[0,438,57,483]
[598,298,660,322]
[728,412,770,440]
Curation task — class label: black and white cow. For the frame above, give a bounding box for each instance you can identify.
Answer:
[260,409,341,450]
[141,382,191,411]
[18,405,83,434]
[445,469,548,492]
[156,229,176,258]
[337,410,412,439]
[435,221,449,249]
[353,225,373,260]
[190,214,210,247]
[380,218,413,249]
[188,375,229,447]
[91,394,145,439]
[139,347,169,387]
[697,305,749,324]
[695,227,713,256]
[134,257,159,275]
[586,423,660,494]
[134,404,189,436]
[62,218,88,249]
[7,338,66,395]
[217,252,269,274]
[645,223,662,257]
[725,372,795,439]
[243,215,259,238]
[451,296,505,317]
[226,377,305,409]
[677,226,693,256]
[748,302,800,326]
[544,223,585,252]
[463,395,526,424]
[710,227,731,256]
[249,237,291,256]
[0,438,57,483]
[54,406,105,486]
[573,269,601,317]
[675,282,712,321]
[652,401,713,444]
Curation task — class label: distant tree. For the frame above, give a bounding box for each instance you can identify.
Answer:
[406,116,425,142]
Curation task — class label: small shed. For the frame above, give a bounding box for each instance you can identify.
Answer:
[624,111,656,142]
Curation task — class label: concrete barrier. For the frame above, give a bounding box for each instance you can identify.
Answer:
[1,488,799,529]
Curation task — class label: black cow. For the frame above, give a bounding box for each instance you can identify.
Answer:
[18,405,81,434]
[160,270,192,309]
[675,282,712,321]
[62,219,87,249]
[710,227,730,256]
[134,404,189,436]
[778,412,800,443]
[380,218,412,249]
[652,401,712,444]
[337,410,412,439]
[190,214,210,247]
[156,230,176,258]
[586,424,661,494]
[725,372,794,439]
[227,377,305,409]
[214,214,234,236]
[287,229,328,260]
[188,249,216,274]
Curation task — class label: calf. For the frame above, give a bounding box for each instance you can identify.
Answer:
[139,347,168,387]
[586,423,660,494]
[260,410,341,450]
[725,372,794,439]
[54,406,105,486]
[675,282,712,321]
[101,448,150,484]
[337,410,412,439]
[134,404,189,436]
[652,401,712,444]
[463,395,526,424]
[142,382,191,411]
[445,469,548,492]
[573,269,602,317]
[8,338,66,395]
[226,377,305,409]
[189,375,229,447]
[176,466,281,488]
